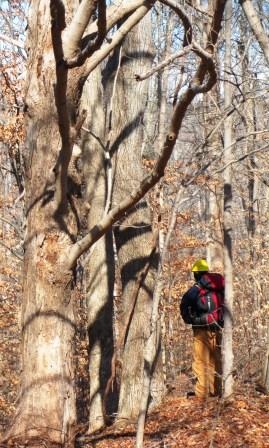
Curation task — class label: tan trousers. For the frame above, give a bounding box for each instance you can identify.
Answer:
[192,328,222,398]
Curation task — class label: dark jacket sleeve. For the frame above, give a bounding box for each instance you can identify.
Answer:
[180,286,198,324]
[180,285,208,326]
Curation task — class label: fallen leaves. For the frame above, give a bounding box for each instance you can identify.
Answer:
[80,387,269,448]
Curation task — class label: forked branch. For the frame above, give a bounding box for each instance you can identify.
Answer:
[135,45,192,81]
[160,0,192,46]
[65,0,226,269]
[63,0,97,60]
[83,3,155,77]
[65,0,154,67]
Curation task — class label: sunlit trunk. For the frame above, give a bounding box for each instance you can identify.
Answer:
[222,0,234,399]
[103,15,163,422]
[4,1,82,444]
[81,69,115,433]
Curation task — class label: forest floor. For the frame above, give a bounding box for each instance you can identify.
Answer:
[1,259,269,448]
[1,374,269,448]
[77,375,269,448]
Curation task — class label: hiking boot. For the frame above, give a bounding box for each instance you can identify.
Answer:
[186,391,195,398]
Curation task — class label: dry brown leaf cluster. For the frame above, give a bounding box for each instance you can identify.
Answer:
[79,382,269,448]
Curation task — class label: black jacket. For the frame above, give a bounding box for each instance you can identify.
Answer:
[180,273,224,328]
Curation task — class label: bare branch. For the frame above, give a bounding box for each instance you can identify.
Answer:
[240,0,269,66]
[173,66,184,107]
[83,3,154,77]
[65,0,107,66]
[81,127,106,151]
[65,117,182,268]
[190,42,217,93]
[193,41,215,60]
[94,0,107,49]
[201,92,268,146]
[135,45,192,81]
[183,131,269,189]
[0,216,23,238]
[185,0,213,17]
[50,0,71,212]
[135,40,216,86]
[0,240,23,261]
[63,0,97,60]
[160,0,192,46]
[86,0,149,36]
[104,45,122,215]
[0,32,25,50]
[65,0,152,67]
[14,189,25,205]
[136,1,222,91]
[215,143,269,174]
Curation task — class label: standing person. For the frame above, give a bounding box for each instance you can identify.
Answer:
[180,259,224,398]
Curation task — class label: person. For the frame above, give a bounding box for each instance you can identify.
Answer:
[180,259,224,398]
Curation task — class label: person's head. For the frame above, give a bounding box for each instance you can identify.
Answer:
[191,259,209,282]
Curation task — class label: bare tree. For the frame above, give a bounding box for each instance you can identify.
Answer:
[2,0,227,445]
[222,0,234,398]
[240,0,269,65]
[3,1,156,445]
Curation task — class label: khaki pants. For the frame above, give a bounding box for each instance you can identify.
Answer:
[192,328,222,398]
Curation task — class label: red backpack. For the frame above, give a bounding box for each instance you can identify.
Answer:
[197,273,224,328]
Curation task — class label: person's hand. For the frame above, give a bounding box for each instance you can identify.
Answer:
[191,313,207,326]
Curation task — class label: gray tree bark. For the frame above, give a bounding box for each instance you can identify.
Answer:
[80,68,115,433]
[222,0,234,399]
[4,2,78,443]
[103,15,163,423]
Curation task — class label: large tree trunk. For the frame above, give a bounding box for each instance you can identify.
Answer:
[5,64,77,447]
[103,16,163,423]
[4,2,80,444]
[80,68,115,433]
[6,223,77,444]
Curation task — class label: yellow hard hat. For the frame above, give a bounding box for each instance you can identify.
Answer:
[191,259,209,272]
